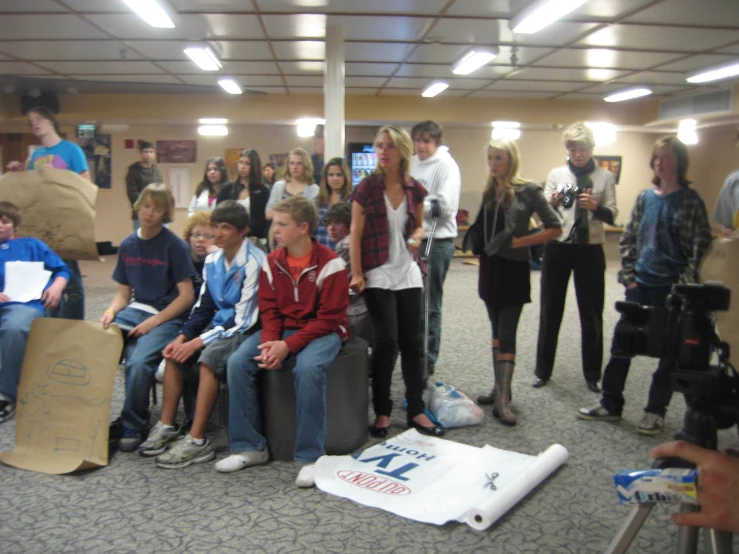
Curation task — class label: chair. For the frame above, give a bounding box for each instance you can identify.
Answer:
[260,336,369,461]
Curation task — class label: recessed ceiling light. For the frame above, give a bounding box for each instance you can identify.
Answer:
[603,88,653,102]
[452,49,498,76]
[586,122,617,145]
[677,119,698,145]
[218,79,242,95]
[198,125,228,137]
[686,61,739,84]
[296,118,325,137]
[198,118,228,124]
[184,46,222,71]
[123,0,175,28]
[421,82,449,98]
[510,0,591,34]
[492,121,521,129]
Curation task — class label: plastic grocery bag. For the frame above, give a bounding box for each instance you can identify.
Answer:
[425,381,484,428]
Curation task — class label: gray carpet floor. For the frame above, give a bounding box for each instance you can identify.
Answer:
[1,249,737,554]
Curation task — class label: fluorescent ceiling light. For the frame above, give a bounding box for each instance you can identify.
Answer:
[198,118,228,124]
[604,88,653,102]
[296,118,325,138]
[184,46,222,71]
[586,122,616,146]
[198,125,228,137]
[492,121,521,129]
[421,82,449,98]
[452,49,498,76]
[123,0,175,28]
[492,128,521,140]
[686,61,739,83]
[218,79,242,95]
[677,119,698,145]
[510,0,591,34]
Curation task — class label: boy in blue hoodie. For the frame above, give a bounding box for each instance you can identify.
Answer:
[0,201,71,422]
[140,201,265,468]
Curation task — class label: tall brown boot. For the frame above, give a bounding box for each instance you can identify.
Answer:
[493,360,516,426]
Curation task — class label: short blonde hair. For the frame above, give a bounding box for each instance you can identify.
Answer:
[133,183,175,224]
[285,147,315,184]
[372,125,413,183]
[182,210,214,241]
[563,121,596,150]
[272,195,319,235]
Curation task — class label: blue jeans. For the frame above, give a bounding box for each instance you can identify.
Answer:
[49,259,85,320]
[115,307,182,431]
[601,284,674,417]
[226,330,342,462]
[420,238,455,368]
[0,304,44,403]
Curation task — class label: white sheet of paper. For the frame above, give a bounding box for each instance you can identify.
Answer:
[4,261,52,302]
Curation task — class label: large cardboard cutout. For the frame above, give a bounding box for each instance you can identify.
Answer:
[0,319,122,474]
[0,167,98,260]
[701,237,739,359]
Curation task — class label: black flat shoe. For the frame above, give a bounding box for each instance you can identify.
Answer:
[368,424,389,438]
[407,419,445,437]
[586,381,601,393]
[532,377,549,388]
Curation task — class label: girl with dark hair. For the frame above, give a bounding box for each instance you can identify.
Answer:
[314,157,352,247]
[217,149,270,241]
[189,157,229,216]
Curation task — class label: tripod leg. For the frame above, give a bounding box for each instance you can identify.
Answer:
[703,529,733,554]
[605,504,654,554]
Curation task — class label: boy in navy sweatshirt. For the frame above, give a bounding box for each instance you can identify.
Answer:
[0,201,71,422]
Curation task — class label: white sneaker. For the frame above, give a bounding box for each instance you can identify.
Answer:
[296,464,316,488]
[214,449,269,473]
[154,360,165,383]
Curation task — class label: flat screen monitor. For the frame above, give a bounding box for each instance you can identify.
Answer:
[76,124,96,139]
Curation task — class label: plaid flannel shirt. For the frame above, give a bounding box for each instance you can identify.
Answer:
[352,174,427,272]
[314,205,335,249]
[618,186,712,286]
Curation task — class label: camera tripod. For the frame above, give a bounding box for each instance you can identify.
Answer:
[605,402,733,554]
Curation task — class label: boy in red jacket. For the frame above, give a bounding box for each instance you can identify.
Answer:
[216,196,349,487]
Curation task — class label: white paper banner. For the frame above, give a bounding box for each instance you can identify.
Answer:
[314,429,568,530]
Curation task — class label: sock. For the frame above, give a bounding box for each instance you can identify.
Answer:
[161,424,175,430]
[191,437,205,446]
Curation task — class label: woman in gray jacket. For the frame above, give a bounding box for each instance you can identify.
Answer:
[474,138,562,425]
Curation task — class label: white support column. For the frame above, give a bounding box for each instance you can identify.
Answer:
[324,24,345,160]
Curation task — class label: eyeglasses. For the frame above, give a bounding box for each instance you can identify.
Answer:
[192,233,215,240]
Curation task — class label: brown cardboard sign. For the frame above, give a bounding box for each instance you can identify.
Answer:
[701,237,739,359]
[0,167,98,260]
[0,319,123,474]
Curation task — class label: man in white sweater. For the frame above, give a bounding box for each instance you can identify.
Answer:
[410,121,462,375]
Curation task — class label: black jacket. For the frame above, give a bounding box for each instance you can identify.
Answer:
[217,181,270,239]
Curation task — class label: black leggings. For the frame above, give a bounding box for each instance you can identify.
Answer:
[485,303,524,355]
[363,287,426,418]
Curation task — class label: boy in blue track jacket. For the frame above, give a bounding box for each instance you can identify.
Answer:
[0,201,71,422]
[140,201,265,468]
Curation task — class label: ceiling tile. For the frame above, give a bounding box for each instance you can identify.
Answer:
[157,61,280,74]
[508,66,630,82]
[654,54,739,73]
[384,76,491,90]
[406,44,471,64]
[286,87,323,94]
[0,53,8,60]
[279,61,324,74]
[272,41,325,60]
[533,48,681,70]
[431,18,599,46]
[445,0,515,17]
[85,14,266,40]
[0,41,143,61]
[0,61,52,75]
[262,14,327,39]
[122,40,274,61]
[285,75,324,86]
[344,42,414,63]
[346,88,380,95]
[486,79,583,92]
[346,62,398,76]
[0,0,68,11]
[70,75,182,83]
[0,15,108,39]
[718,44,739,55]
[379,88,424,96]
[623,0,739,27]
[570,0,660,20]
[62,0,127,10]
[265,15,432,41]
[468,90,559,99]
[346,76,389,87]
[578,25,739,52]
[34,61,164,74]
[552,93,607,101]
[446,78,491,89]
[177,75,284,87]
[253,0,448,14]
[614,70,699,85]
[582,82,696,95]
[168,0,258,12]
[395,63,511,79]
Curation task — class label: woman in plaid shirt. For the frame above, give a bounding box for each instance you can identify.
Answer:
[578,136,712,436]
[349,125,443,439]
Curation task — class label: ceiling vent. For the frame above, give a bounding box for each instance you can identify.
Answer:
[659,88,733,121]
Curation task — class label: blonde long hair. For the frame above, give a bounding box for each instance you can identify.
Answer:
[371,125,413,183]
[284,147,315,184]
[483,138,528,207]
